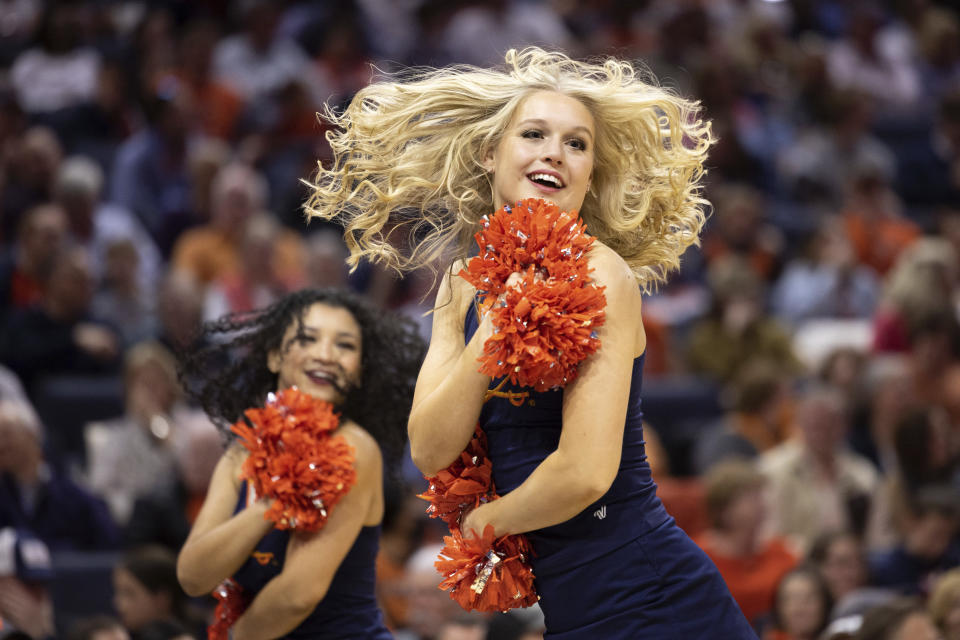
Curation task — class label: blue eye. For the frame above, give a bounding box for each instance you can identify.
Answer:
[521,129,543,139]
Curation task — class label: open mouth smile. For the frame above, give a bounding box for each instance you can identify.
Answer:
[527,172,565,191]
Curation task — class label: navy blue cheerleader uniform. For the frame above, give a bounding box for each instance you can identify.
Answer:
[465,308,757,639]
[231,482,393,639]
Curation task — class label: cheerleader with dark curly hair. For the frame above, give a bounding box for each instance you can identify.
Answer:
[176,288,424,639]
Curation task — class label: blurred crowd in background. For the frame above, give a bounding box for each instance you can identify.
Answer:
[1,0,960,639]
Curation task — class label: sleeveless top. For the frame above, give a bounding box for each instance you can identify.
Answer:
[231,482,392,639]
[465,304,672,579]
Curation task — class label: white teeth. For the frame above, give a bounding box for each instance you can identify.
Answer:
[307,371,334,380]
[529,173,563,188]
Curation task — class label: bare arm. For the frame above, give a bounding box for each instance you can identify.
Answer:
[463,246,644,536]
[176,444,274,596]
[231,424,381,640]
[408,266,494,476]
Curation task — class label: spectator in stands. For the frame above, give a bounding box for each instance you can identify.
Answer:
[841,162,919,278]
[68,615,130,640]
[440,0,571,68]
[53,155,161,300]
[765,566,833,640]
[92,239,156,348]
[686,256,801,383]
[109,75,196,255]
[0,203,68,316]
[113,546,203,640]
[694,460,798,627]
[872,237,959,353]
[867,407,958,552]
[171,162,303,287]
[185,138,230,225]
[808,531,869,611]
[869,486,960,595]
[0,527,55,640]
[85,341,217,528]
[174,20,242,141]
[701,183,784,283]
[760,385,877,553]
[394,543,480,640]
[693,359,794,474]
[0,398,119,550]
[202,213,305,321]
[772,220,880,324]
[212,0,323,106]
[0,245,120,394]
[849,355,914,472]
[777,90,895,211]
[0,126,63,244]
[916,8,960,100]
[124,421,221,552]
[896,89,960,209]
[855,596,941,640]
[374,481,431,631]
[8,3,101,116]
[155,269,203,353]
[826,3,921,113]
[929,568,960,640]
[304,229,350,290]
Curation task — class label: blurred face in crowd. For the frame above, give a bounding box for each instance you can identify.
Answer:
[797,393,847,460]
[19,205,67,274]
[0,406,41,475]
[721,485,767,541]
[45,248,94,320]
[819,534,866,602]
[89,624,130,640]
[777,572,826,640]
[269,303,363,406]
[892,612,941,640]
[485,90,595,215]
[906,510,959,561]
[157,271,203,347]
[112,567,171,632]
[943,592,960,640]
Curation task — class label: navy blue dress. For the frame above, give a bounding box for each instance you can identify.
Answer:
[231,482,392,639]
[465,308,757,639]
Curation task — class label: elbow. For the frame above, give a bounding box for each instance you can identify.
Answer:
[287,578,330,614]
[408,421,450,477]
[176,552,216,597]
[566,460,616,508]
[410,444,445,478]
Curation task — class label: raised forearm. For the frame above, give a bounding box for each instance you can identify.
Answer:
[408,333,491,476]
[177,502,274,596]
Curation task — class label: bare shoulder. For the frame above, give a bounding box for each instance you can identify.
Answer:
[588,242,642,305]
[335,420,383,471]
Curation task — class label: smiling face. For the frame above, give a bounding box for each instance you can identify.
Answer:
[484,90,596,214]
[268,303,363,405]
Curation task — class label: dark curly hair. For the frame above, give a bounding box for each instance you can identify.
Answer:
[178,288,425,467]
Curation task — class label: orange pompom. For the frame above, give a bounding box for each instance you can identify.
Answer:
[435,524,538,613]
[459,198,606,391]
[230,387,356,532]
[418,428,494,529]
[207,579,248,640]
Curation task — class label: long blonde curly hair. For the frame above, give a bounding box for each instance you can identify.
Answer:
[305,48,714,291]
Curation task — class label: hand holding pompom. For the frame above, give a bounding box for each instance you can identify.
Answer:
[230,387,356,532]
[459,198,606,391]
